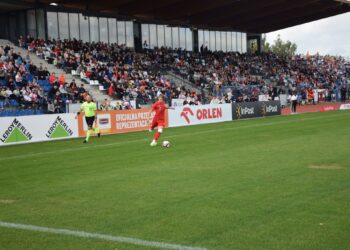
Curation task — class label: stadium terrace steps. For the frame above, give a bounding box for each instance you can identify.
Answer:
[0,39,112,102]
[164,71,208,95]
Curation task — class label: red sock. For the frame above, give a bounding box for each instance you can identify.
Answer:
[154,132,161,141]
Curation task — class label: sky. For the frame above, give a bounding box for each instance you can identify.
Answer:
[266,12,350,58]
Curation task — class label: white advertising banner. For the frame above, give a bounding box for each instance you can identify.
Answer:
[171,99,185,107]
[168,104,232,127]
[279,94,288,107]
[258,95,269,102]
[340,104,350,110]
[0,113,79,146]
[66,103,81,113]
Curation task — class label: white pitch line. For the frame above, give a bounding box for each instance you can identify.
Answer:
[0,112,346,162]
[0,137,150,161]
[0,221,207,250]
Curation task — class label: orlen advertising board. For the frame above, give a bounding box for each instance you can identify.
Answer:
[0,113,79,146]
[168,104,232,127]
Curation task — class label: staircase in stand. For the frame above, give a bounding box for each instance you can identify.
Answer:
[0,39,112,102]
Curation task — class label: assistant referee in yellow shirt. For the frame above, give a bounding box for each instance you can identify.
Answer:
[77,95,100,143]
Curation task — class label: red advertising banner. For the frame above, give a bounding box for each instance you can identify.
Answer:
[319,105,339,112]
[282,103,341,115]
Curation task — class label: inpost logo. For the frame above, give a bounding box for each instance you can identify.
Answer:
[261,103,267,116]
[240,107,255,115]
[236,105,255,119]
[0,118,32,143]
[235,105,241,119]
[266,105,278,113]
[46,116,74,139]
[261,103,278,116]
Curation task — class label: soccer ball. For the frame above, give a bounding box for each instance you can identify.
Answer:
[162,141,171,148]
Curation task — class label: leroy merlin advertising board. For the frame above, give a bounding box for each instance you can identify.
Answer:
[0,114,79,146]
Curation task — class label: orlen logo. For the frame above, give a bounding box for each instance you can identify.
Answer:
[180,107,222,124]
[180,107,194,124]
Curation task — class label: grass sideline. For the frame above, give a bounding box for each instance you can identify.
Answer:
[1,111,350,250]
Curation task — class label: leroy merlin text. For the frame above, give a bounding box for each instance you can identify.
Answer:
[0,119,33,142]
[46,116,73,138]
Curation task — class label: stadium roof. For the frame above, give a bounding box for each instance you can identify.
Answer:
[2,0,350,33]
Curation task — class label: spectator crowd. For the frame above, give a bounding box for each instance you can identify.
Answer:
[19,36,202,107]
[23,35,349,104]
[0,41,90,115]
[172,49,350,104]
[1,35,348,116]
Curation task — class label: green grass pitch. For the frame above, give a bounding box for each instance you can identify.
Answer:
[1,111,350,250]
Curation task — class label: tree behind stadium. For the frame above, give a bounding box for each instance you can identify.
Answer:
[262,34,297,56]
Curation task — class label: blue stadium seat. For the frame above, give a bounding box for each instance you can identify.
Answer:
[38,80,50,86]
[4,110,12,116]
[43,86,53,92]
[9,99,19,107]
[29,74,34,82]
[0,79,7,86]
[23,74,34,83]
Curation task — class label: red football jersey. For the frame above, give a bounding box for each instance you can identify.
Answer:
[151,101,165,120]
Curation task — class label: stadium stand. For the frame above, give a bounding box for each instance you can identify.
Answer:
[19,37,205,106]
[0,40,92,117]
[24,37,350,105]
[1,34,349,118]
[173,50,350,103]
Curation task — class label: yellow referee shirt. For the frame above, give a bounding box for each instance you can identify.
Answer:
[80,102,97,117]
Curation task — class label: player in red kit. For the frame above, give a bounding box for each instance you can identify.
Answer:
[149,95,173,146]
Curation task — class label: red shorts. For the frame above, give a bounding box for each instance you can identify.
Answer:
[151,117,165,129]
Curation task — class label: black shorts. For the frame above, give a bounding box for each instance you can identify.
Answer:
[85,116,95,127]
